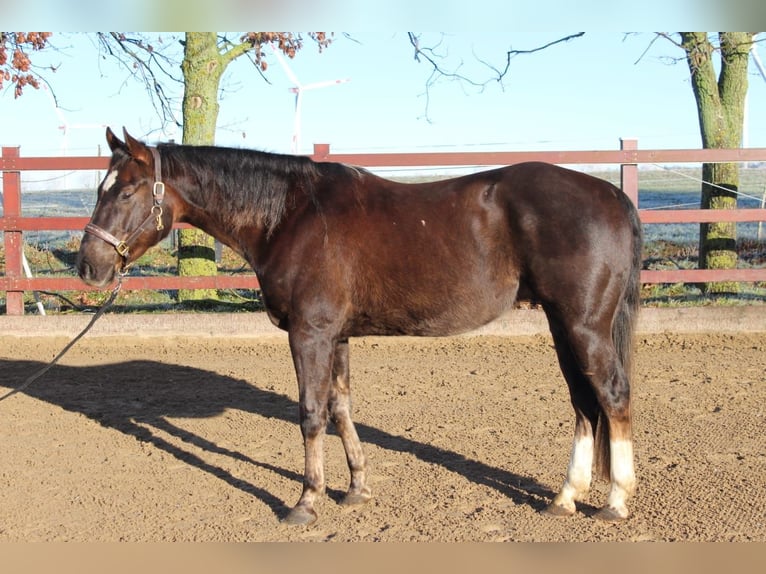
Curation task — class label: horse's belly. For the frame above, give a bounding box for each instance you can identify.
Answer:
[347,281,517,337]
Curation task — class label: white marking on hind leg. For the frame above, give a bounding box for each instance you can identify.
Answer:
[551,433,593,514]
[604,438,635,519]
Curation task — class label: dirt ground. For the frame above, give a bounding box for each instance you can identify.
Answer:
[1,324,765,542]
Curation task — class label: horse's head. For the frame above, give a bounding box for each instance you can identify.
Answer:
[76,128,175,287]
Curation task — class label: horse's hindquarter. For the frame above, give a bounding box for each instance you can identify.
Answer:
[500,162,639,311]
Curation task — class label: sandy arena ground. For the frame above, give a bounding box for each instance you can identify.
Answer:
[0,309,764,541]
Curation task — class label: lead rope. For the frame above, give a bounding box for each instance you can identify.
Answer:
[0,275,123,403]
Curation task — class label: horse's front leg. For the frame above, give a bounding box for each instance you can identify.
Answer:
[329,338,371,506]
[283,327,335,526]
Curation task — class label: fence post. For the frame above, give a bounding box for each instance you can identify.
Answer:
[620,138,639,206]
[2,146,24,315]
[312,143,331,161]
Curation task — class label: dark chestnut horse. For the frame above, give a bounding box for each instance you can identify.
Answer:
[77,128,642,525]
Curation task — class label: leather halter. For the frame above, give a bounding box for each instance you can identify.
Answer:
[84,147,166,267]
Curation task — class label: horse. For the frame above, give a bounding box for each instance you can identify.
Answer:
[77,128,643,526]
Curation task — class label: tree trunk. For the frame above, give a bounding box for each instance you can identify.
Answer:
[680,32,754,294]
[177,32,224,301]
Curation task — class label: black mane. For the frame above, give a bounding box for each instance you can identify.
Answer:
[157,144,322,234]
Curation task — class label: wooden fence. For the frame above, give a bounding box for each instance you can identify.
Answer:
[2,139,766,315]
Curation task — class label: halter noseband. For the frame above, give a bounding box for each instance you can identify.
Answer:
[84,147,166,266]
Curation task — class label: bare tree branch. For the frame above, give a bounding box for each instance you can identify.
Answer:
[632,33,668,65]
[647,32,765,69]
[96,32,184,127]
[407,32,585,120]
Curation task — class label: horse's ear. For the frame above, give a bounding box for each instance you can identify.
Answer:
[122,128,152,166]
[105,127,125,152]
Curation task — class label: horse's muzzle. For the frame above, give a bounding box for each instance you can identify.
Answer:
[76,245,118,288]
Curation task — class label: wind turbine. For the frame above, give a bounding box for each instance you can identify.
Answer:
[43,85,106,189]
[743,36,766,149]
[270,45,350,154]
[750,39,766,239]
[751,39,766,84]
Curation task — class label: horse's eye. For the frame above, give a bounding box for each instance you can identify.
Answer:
[118,186,137,200]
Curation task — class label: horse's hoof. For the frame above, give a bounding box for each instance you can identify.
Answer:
[541,502,575,518]
[282,506,318,526]
[593,506,628,522]
[341,490,372,507]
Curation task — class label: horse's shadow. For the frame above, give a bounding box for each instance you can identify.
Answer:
[1,355,567,522]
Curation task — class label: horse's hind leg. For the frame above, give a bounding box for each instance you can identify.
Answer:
[329,338,372,506]
[586,335,635,522]
[544,413,595,517]
[543,325,599,517]
[545,318,635,521]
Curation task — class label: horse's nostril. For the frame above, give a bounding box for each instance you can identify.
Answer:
[76,257,88,277]
[77,259,97,283]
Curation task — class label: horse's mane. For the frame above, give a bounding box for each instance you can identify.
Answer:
[157,143,322,235]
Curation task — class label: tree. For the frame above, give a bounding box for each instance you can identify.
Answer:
[99,32,332,301]
[0,32,53,97]
[676,32,756,294]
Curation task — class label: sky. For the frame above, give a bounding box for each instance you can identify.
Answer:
[2,31,766,186]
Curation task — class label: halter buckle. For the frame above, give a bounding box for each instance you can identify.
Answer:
[115,241,130,257]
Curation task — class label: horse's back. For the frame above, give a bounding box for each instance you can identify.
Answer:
[260,161,639,338]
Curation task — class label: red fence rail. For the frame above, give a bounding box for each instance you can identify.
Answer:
[3,140,766,315]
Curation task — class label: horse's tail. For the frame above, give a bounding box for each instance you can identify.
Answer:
[594,199,642,480]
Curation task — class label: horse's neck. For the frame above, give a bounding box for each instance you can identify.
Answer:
[173,179,287,264]
[164,146,318,257]
[177,190,248,243]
